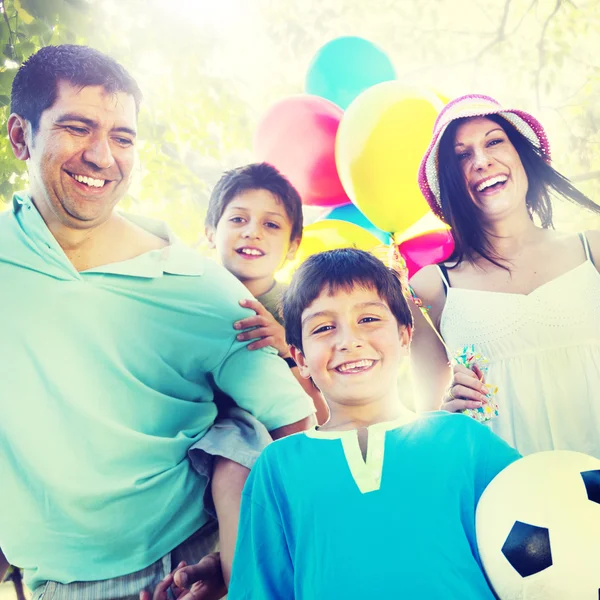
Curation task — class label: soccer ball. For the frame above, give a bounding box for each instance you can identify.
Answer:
[475,451,600,600]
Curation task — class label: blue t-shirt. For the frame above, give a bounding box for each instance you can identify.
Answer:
[0,193,315,589]
[229,411,521,599]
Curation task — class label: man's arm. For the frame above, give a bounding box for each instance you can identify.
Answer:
[0,547,9,582]
[270,415,315,439]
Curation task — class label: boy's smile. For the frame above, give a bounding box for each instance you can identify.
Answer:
[206,188,299,296]
[293,286,410,410]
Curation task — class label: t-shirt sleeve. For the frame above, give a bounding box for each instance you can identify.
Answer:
[472,422,522,503]
[201,262,314,431]
[229,450,294,599]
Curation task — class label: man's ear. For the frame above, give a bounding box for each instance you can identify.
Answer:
[285,237,301,261]
[8,114,31,161]
[289,345,311,379]
[204,225,216,249]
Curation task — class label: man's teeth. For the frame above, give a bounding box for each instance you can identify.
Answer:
[337,359,374,373]
[72,173,106,188]
[240,248,263,256]
[477,175,507,192]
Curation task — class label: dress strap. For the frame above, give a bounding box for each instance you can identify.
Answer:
[437,264,451,290]
[578,232,591,261]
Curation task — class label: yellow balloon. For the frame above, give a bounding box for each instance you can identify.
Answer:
[276,220,382,284]
[336,82,443,234]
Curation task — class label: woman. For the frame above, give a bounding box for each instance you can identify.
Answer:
[410,94,600,457]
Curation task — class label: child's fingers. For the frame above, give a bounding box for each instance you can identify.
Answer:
[234,315,268,330]
[237,326,273,342]
[239,298,268,315]
[247,336,276,351]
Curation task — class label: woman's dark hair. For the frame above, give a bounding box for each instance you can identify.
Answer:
[282,248,413,352]
[437,114,600,269]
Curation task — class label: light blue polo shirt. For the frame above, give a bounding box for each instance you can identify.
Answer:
[0,192,314,589]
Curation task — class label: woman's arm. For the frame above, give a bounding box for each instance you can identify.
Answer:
[585,230,600,272]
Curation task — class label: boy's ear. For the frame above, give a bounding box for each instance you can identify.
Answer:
[289,345,311,379]
[8,114,31,161]
[204,226,216,249]
[399,324,412,354]
[286,237,301,261]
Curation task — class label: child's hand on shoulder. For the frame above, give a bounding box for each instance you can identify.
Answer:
[234,298,289,357]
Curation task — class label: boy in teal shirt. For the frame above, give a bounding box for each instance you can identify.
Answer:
[228,248,521,599]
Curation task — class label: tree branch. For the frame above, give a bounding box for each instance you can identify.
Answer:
[0,1,16,58]
[535,0,563,109]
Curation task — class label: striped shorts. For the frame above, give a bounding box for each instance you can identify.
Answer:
[31,519,220,600]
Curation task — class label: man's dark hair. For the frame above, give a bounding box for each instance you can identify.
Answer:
[438,114,600,269]
[10,44,142,134]
[282,248,413,352]
[205,163,303,241]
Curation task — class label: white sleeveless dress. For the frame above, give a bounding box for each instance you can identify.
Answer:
[438,234,600,457]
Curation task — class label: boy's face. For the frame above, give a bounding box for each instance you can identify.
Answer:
[206,189,299,287]
[292,285,411,408]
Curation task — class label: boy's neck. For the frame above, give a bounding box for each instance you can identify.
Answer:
[242,277,277,298]
[321,398,410,431]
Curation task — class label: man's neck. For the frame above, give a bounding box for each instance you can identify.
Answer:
[35,207,168,272]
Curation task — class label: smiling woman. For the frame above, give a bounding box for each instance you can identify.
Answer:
[409,94,600,458]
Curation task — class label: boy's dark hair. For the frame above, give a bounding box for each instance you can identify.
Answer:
[11,44,142,134]
[438,114,600,270]
[205,163,303,241]
[282,248,413,352]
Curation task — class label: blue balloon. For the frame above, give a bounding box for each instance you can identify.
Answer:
[306,37,396,110]
[322,204,391,245]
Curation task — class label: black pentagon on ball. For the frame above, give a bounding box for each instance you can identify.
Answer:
[501,520,553,578]
[581,470,600,504]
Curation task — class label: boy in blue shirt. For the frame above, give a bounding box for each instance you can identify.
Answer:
[228,248,521,599]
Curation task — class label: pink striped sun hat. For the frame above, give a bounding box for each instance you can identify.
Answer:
[418,94,552,221]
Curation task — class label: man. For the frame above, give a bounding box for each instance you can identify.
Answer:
[0,44,314,600]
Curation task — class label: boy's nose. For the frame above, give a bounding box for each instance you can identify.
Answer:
[242,225,261,239]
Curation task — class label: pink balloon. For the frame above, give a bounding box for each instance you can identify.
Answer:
[254,95,351,208]
[399,229,455,278]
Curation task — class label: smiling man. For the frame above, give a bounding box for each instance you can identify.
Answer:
[0,45,314,600]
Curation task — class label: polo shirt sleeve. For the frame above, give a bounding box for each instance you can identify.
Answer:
[229,447,294,599]
[201,261,314,431]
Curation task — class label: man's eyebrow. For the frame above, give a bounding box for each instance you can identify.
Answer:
[55,113,136,137]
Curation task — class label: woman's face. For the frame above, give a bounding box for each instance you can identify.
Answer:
[453,116,529,221]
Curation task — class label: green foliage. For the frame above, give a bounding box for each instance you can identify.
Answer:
[0,0,599,242]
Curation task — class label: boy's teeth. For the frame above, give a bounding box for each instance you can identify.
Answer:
[241,248,262,256]
[477,175,507,192]
[72,173,106,188]
[338,359,374,372]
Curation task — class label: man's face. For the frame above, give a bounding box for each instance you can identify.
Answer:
[24,80,137,230]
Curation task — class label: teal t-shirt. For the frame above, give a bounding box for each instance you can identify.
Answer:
[229,411,521,599]
[0,193,314,589]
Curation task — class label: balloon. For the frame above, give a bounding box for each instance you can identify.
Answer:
[322,204,391,245]
[276,220,381,283]
[254,95,351,208]
[399,229,454,278]
[397,211,449,243]
[336,82,443,234]
[305,36,396,110]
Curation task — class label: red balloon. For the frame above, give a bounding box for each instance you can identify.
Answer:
[399,229,455,278]
[254,95,351,208]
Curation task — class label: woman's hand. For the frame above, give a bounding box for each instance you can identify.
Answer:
[441,364,489,412]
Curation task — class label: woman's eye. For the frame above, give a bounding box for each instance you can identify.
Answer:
[456,152,470,161]
[487,138,504,147]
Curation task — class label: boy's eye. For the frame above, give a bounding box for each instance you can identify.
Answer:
[265,222,280,229]
[312,325,333,335]
[229,217,245,223]
[360,317,380,324]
